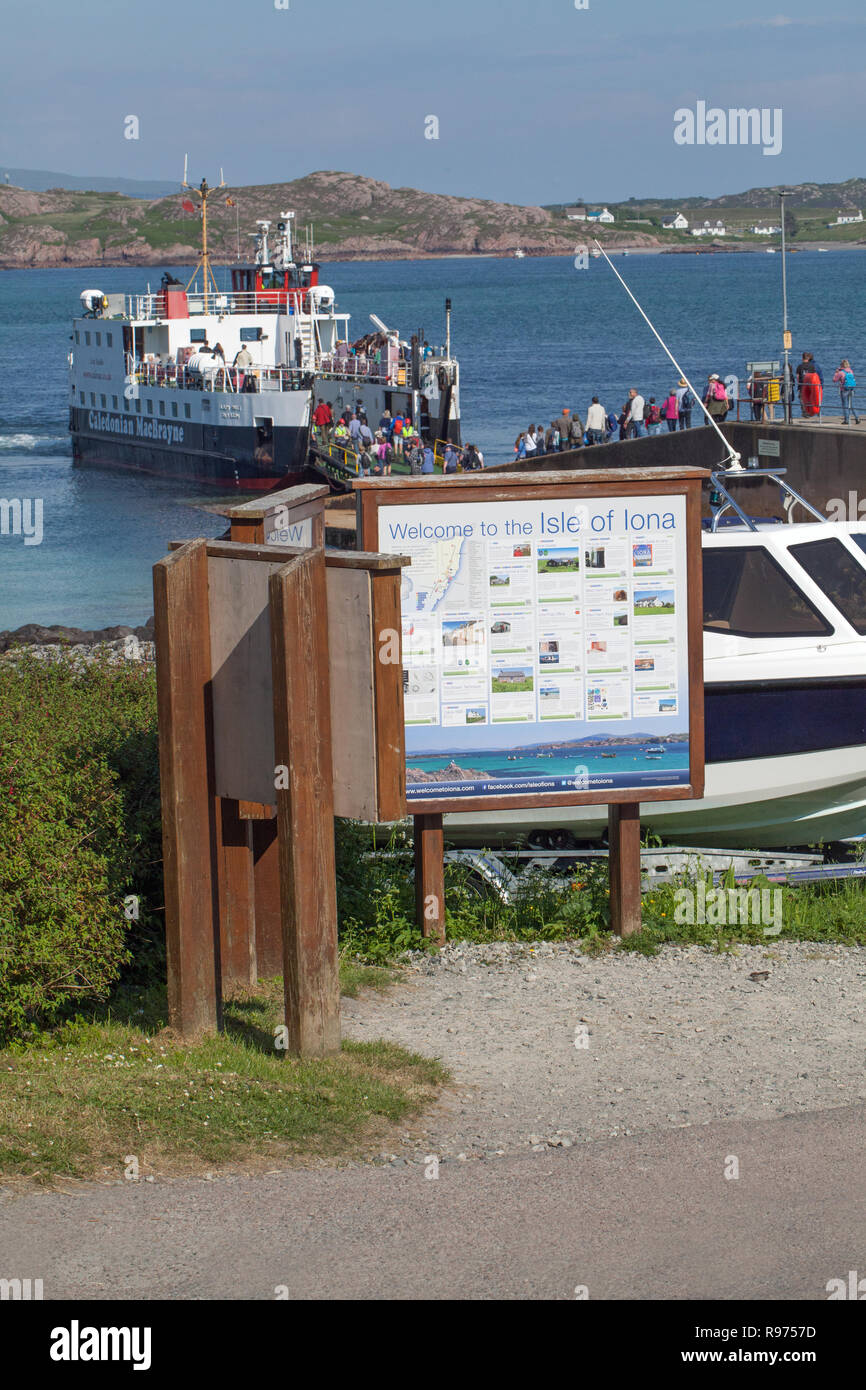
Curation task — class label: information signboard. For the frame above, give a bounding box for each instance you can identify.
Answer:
[356,469,706,816]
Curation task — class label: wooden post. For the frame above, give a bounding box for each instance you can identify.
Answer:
[608,802,642,938]
[269,551,341,1056]
[215,797,256,992]
[414,813,445,946]
[252,818,283,978]
[153,539,222,1037]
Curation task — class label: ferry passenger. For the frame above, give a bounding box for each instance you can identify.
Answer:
[358,420,374,449]
[391,414,405,455]
[233,344,253,393]
[703,373,730,424]
[348,415,362,445]
[443,445,459,474]
[545,422,560,452]
[421,445,435,474]
[515,432,527,459]
[524,425,538,456]
[833,359,860,424]
[628,388,646,437]
[645,397,663,435]
[676,379,694,430]
[795,352,823,416]
[585,397,606,446]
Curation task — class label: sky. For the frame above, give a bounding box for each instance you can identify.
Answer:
[1,0,863,204]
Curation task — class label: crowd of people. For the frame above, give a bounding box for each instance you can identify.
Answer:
[516,355,860,455]
[311,398,485,476]
[513,384,703,457]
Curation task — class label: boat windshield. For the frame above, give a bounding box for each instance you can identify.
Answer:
[788,536,866,636]
[702,547,832,637]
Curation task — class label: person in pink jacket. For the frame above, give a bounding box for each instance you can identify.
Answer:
[663,390,680,432]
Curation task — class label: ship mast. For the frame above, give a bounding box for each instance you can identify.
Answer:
[182,157,225,313]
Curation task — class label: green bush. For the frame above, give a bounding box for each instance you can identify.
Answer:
[0,652,162,1042]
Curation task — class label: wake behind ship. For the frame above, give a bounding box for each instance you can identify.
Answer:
[68,182,461,489]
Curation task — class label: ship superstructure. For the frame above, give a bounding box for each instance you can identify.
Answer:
[68,181,461,488]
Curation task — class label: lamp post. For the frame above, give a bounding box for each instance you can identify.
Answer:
[779,188,795,421]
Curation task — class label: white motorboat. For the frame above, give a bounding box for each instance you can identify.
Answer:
[444,472,866,849]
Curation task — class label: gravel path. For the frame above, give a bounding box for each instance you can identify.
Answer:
[342,941,866,1162]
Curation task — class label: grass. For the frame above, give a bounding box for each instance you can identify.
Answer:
[0,968,444,1186]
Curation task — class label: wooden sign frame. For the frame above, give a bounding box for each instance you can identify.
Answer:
[221,482,329,548]
[153,534,408,1050]
[356,469,707,814]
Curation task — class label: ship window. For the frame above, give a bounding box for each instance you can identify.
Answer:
[159,400,165,416]
[190,328,207,343]
[135,398,141,413]
[79,392,84,404]
[123,398,129,411]
[703,547,832,637]
[106,333,113,347]
[90,393,96,406]
[85,331,91,345]
[112,395,118,410]
[100,394,106,407]
[789,537,866,635]
[184,403,191,418]
[75,330,80,344]
[95,332,101,346]
[171,401,178,418]
[146,399,153,414]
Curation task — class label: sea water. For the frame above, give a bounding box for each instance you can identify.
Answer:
[1,251,863,628]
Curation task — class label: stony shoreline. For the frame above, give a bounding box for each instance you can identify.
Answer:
[0,619,155,663]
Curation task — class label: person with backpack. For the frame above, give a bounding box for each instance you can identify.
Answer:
[545,421,561,452]
[645,397,663,435]
[833,359,860,425]
[676,379,695,430]
[390,413,405,455]
[663,390,679,433]
[703,374,729,424]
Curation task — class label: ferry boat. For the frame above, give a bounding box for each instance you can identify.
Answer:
[68,179,461,489]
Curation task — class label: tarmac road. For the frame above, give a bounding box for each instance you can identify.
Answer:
[2,1103,864,1301]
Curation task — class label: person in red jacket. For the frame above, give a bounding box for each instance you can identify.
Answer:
[312,398,332,441]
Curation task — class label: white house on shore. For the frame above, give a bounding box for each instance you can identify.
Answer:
[565,205,587,221]
[751,224,782,235]
[587,207,615,224]
[662,212,689,231]
[691,219,727,237]
[829,209,863,226]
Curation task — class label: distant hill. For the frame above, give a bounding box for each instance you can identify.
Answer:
[0,168,179,198]
[0,170,654,268]
[0,171,863,269]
